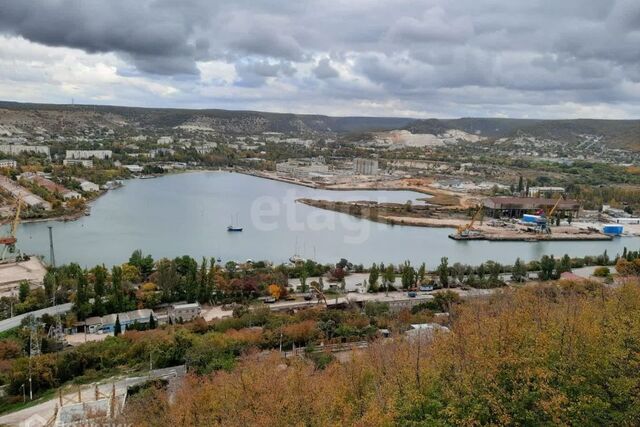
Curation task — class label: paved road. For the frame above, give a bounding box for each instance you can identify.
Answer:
[0,303,73,333]
[0,365,186,426]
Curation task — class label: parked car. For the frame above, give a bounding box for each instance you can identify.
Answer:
[408,291,417,298]
[264,297,276,303]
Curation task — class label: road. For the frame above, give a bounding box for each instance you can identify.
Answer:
[0,303,72,333]
[0,365,186,426]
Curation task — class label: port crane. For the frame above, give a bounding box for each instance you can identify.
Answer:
[0,198,22,261]
[535,195,564,234]
[456,205,484,237]
[308,282,327,305]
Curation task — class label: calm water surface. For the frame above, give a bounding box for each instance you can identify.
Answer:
[14,172,640,268]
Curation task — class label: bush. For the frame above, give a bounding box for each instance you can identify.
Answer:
[593,266,610,278]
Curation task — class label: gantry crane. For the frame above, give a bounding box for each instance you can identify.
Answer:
[0,197,22,261]
[457,205,484,237]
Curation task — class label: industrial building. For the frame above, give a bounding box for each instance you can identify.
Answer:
[483,197,581,218]
[22,175,81,200]
[65,150,112,160]
[275,157,329,178]
[353,158,379,175]
[169,302,202,323]
[82,309,156,334]
[0,176,51,210]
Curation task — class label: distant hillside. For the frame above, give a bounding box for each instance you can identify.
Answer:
[0,101,638,150]
[0,101,413,136]
[404,118,640,150]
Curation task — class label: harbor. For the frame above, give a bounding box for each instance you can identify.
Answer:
[10,172,640,268]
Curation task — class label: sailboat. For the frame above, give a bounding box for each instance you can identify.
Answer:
[227,213,243,232]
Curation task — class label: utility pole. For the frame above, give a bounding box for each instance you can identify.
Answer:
[29,316,41,401]
[48,226,55,268]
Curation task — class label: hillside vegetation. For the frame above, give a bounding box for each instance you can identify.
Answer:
[122,281,640,426]
[1,101,639,149]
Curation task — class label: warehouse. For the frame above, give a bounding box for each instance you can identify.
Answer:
[483,197,581,219]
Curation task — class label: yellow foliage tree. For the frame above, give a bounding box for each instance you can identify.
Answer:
[267,284,282,300]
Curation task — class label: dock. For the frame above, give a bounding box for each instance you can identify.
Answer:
[449,233,613,242]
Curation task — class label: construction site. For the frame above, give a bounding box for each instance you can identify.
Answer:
[0,198,47,298]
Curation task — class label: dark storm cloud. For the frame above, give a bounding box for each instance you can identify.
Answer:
[0,0,639,117]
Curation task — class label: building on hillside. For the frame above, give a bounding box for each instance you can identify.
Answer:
[76,179,100,192]
[0,159,16,169]
[63,159,94,168]
[353,158,379,175]
[483,197,581,219]
[0,144,50,157]
[169,302,201,323]
[65,150,112,160]
[157,136,174,145]
[527,186,565,197]
[123,164,144,173]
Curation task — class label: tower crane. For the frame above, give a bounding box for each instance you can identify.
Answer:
[0,197,22,261]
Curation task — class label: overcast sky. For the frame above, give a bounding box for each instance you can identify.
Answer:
[0,0,639,119]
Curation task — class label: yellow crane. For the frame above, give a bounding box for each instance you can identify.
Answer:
[457,205,484,236]
[0,197,22,260]
[535,195,564,234]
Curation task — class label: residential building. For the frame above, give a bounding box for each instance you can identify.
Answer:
[354,158,379,175]
[65,150,112,160]
[0,144,50,157]
[63,159,94,168]
[169,302,202,323]
[0,159,16,168]
[157,136,174,145]
[527,186,565,197]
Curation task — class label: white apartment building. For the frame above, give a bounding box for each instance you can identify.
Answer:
[65,150,112,160]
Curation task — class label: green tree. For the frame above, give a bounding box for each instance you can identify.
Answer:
[129,250,154,280]
[197,258,209,304]
[92,265,107,316]
[114,315,121,336]
[437,257,449,288]
[517,175,524,193]
[368,263,379,292]
[558,254,572,274]
[18,281,29,303]
[383,265,395,296]
[401,261,416,290]
[111,265,125,312]
[539,255,556,281]
[74,271,90,320]
[511,258,527,282]
[417,263,426,285]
